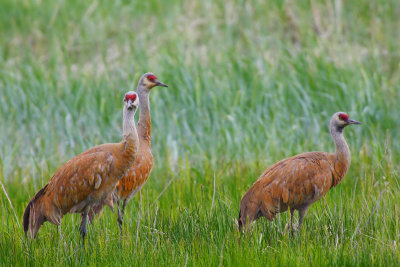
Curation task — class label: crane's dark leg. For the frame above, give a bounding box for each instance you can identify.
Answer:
[110,194,121,233]
[289,208,295,237]
[115,200,122,232]
[121,200,127,220]
[79,212,88,242]
[298,206,309,231]
[117,200,127,236]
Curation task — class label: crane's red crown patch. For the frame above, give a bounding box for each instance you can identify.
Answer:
[147,74,157,81]
[339,113,349,121]
[124,93,137,101]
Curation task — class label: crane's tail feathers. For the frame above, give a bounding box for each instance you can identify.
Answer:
[23,185,48,238]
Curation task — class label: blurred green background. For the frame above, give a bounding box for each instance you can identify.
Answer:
[0,0,399,265]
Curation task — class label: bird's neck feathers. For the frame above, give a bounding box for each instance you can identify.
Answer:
[331,126,350,157]
[330,125,351,183]
[121,106,139,168]
[122,107,138,141]
[137,85,152,144]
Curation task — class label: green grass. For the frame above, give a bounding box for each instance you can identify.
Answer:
[1,0,400,265]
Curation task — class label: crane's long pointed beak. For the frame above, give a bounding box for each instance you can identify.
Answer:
[348,119,361,125]
[155,81,168,87]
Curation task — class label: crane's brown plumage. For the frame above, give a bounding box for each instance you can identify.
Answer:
[238,112,360,232]
[89,73,168,234]
[23,91,139,240]
[115,142,153,200]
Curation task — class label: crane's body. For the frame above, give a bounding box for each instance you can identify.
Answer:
[115,83,155,203]
[90,73,167,233]
[238,112,360,232]
[115,139,153,201]
[23,92,139,240]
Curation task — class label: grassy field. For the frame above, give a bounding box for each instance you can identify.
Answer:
[1,0,400,265]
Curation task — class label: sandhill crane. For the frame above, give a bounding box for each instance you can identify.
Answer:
[238,112,360,233]
[89,73,168,234]
[23,91,140,241]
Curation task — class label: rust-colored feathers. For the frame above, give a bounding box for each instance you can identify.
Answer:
[88,139,154,221]
[238,112,360,231]
[90,73,167,231]
[23,91,139,239]
[115,141,153,200]
[238,151,344,230]
[23,150,113,237]
[115,73,166,203]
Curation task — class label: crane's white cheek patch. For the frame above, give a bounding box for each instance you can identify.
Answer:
[94,174,102,189]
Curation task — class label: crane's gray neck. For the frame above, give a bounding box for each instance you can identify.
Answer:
[123,107,137,139]
[137,84,151,142]
[330,124,350,162]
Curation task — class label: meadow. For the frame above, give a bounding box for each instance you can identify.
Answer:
[0,0,399,265]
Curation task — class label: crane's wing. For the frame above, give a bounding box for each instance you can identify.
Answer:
[44,151,114,221]
[257,152,335,207]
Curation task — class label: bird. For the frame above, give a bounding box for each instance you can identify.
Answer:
[238,112,360,233]
[89,73,168,234]
[23,91,140,241]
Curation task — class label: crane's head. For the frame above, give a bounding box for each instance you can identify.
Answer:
[124,91,139,111]
[331,112,360,132]
[139,72,168,90]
